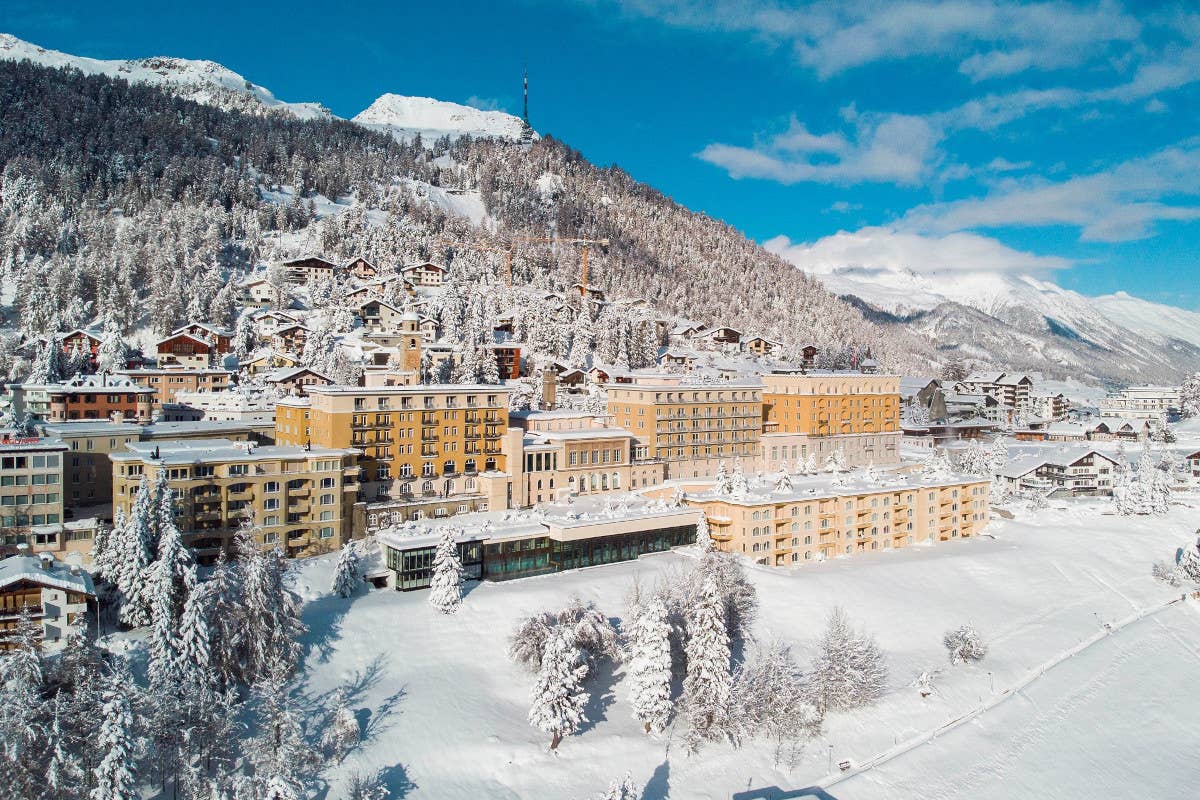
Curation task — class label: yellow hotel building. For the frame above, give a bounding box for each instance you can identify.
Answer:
[110,439,360,561]
[760,370,902,471]
[275,384,514,520]
[605,381,763,479]
[667,470,989,566]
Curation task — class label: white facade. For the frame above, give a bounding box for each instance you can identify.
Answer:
[1098,386,1179,422]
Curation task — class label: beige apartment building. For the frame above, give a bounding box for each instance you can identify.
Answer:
[665,471,990,567]
[115,367,233,407]
[760,371,902,470]
[111,439,360,561]
[40,422,142,510]
[0,435,68,542]
[606,381,764,479]
[275,384,513,521]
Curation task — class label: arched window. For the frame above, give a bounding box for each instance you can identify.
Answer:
[422,480,434,493]
[612,473,620,489]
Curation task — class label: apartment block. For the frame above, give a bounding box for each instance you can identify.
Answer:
[671,470,990,566]
[40,422,141,510]
[0,435,67,539]
[606,381,763,479]
[1099,386,1180,423]
[115,367,233,407]
[760,370,901,470]
[111,439,360,561]
[15,375,155,423]
[275,385,512,519]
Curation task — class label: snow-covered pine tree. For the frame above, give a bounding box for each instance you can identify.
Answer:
[711,460,730,494]
[808,607,888,715]
[177,583,214,693]
[344,770,391,800]
[597,774,641,800]
[1180,372,1200,418]
[330,540,361,598]
[627,594,674,734]
[239,536,306,682]
[694,513,714,553]
[823,447,847,473]
[682,573,732,748]
[1179,535,1200,583]
[91,668,139,800]
[91,509,120,583]
[730,639,821,767]
[234,313,258,359]
[114,475,155,627]
[528,629,590,750]
[729,458,750,498]
[320,688,361,763]
[428,527,466,614]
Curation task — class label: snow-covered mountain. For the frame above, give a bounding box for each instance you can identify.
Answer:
[777,259,1200,382]
[353,93,533,143]
[0,33,333,119]
[0,34,533,142]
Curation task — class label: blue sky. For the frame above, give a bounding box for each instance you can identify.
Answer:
[7,1,1200,308]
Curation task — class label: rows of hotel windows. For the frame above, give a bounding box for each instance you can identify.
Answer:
[525,449,626,471]
[0,453,63,526]
[350,393,503,411]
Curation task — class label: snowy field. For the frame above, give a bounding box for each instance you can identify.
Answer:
[289,495,1200,799]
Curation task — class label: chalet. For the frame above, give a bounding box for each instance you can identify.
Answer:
[239,278,276,308]
[172,323,233,354]
[570,283,607,302]
[60,328,103,366]
[743,336,780,356]
[1186,450,1200,478]
[356,298,408,333]
[659,348,697,371]
[344,285,378,306]
[156,332,216,369]
[485,343,522,380]
[252,310,299,338]
[0,551,94,652]
[282,255,339,285]
[264,367,334,397]
[671,322,706,342]
[557,368,587,389]
[344,256,379,280]
[900,377,947,419]
[401,261,448,287]
[999,447,1119,497]
[272,325,311,354]
[800,345,818,370]
[1111,420,1152,441]
[418,316,439,339]
[240,350,299,376]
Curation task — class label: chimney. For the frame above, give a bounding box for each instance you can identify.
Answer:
[70,563,81,575]
[39,553,53,571]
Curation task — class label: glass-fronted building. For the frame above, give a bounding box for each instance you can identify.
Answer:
[379,506,700,590]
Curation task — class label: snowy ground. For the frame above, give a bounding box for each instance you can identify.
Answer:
[288,495,1200,799]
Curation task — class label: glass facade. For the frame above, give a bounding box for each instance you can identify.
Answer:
[387,539,484,591]
[481,524,697,582]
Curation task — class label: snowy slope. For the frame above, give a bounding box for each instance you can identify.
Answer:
[0,33,333,119]
[353,93,534,143]
[286,496,1199,799]
[1092,291,1200,350]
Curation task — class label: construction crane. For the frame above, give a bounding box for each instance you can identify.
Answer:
[435,235,611,293]
[510,235,611,296]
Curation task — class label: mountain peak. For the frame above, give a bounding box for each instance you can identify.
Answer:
[353,93,534,143]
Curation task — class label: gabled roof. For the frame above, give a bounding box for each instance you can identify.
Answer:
[273,324,312,335]
[156,332,211,348]
[0,555,95,596]
[280,255,338,268]
[356,297,405,314]
[172,322,233,338]
[265,367,332,383]
[401,261,448,273]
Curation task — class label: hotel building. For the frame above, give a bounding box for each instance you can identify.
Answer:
[275,384,513,521]
[760,371,901,470]
[111,439,360,560]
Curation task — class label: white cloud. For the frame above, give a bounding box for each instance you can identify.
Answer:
[900,141,1200,241]
[697,113,941,185]
[764,226,1070,276]
[612,0,1142,78]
